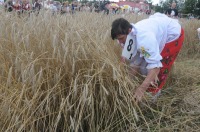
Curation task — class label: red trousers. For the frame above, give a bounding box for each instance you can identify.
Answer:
[148,28,185,94]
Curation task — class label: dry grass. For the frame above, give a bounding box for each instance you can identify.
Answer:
[0,10,199,131]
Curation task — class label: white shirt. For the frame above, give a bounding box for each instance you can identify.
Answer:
[130,13,181,74]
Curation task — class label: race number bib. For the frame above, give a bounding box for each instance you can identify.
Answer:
[122,34,136,60]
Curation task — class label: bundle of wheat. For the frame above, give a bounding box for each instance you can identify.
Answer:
[0,11,144,131]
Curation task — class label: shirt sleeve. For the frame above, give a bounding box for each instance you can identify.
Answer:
[137,32,163,69]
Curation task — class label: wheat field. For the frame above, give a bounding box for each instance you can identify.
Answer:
[0,10,200,131]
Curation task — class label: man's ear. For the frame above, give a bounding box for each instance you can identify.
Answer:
[128,28,132,33]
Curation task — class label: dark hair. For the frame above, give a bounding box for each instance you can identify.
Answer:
[111,18,132,40]
[8,6,13,12]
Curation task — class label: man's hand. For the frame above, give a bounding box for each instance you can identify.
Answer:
[134,86,146,102]
[133,68,160,102]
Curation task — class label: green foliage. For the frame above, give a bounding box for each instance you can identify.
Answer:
[154,4,164,13]
[182,0,197,14]
[145,0,152,3]
[194,0,200,16]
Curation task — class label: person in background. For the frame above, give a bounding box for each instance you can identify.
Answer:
[165,2,178,18]
[146,9,151,15]
[71,1,75,14]
[33,0,41,12]
[4,0,14,12]
[21,0,31,13]
[12,0,21,14]
[61,1,70,14]
[111,13,184,102]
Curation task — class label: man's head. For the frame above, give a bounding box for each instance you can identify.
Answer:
[171,2,176,9]
[111,18,132,44]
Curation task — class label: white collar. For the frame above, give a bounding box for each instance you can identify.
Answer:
[130,23,137,35]
[130,23,137,59]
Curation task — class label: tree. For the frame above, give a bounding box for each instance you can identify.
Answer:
[194,0,200,16]
[154,4,164,13]
[182,0,197,14]
[177,0,185,11]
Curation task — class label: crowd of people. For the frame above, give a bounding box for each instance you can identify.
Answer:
[4,0,32,13]
[2,0,93,14]
[2,0,153,16]
[1,0,199,21]
[3,0,41,13]
[3,0,73,14]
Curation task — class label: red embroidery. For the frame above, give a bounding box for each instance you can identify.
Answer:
[148,28,185,94]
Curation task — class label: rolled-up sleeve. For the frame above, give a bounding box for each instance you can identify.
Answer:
[138,32,163,69]
[146,62,162,69]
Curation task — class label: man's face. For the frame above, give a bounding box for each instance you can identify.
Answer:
[172,3,176,9]
[116,34,127,44]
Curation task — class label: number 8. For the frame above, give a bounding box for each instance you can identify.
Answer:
[127,39,133,51]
